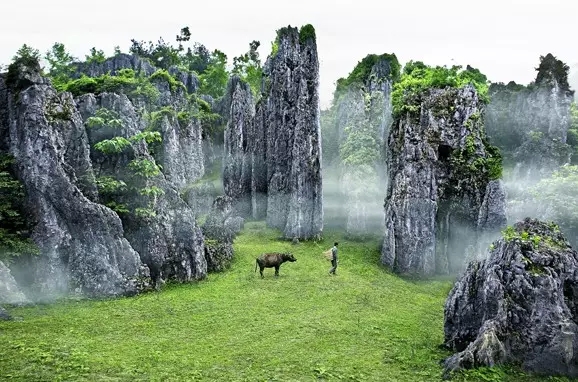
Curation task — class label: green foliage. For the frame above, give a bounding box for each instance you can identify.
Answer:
[392,63,490,117]
[298,24,316,44]
[127,158,161,178]
[129,37,181,70]
[0,222,556,381]
[88,107,164,219]
[64,70,160,101]
[339,127,380,167]
[335,53,401,96]
[534,53,571,91]
[134,207,157,219]
[148,106,177,130]
[93,137,132,154]
[138,186,165,198]
[449,134,503,189]
[6,44,42,90]
[198,49,229,99]
[530,165,578,233]
[129,131,162,146]
[232,41,263,98]
[95,176,127,194]
[44,42,76,91]
[149,69,186,92]
[270,38,279,56]
[86,108,123,129]
[85,47,106,64]
[501,223,565,250]
[0,154,38,261]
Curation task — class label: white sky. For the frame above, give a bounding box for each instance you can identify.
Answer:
[1,0,576,108]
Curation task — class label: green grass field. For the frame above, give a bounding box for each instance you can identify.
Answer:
[0,222,573,381]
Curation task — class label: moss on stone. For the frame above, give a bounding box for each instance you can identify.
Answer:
[298,24,316,44]
[335,53,401,95]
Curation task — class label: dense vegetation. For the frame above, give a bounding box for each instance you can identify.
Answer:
[335,53,400,97]
[0,155,38,263]
[1,222,570,381]
[391,62,489,117]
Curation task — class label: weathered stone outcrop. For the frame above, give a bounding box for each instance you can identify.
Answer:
[77,92,206,285]
[382,85,507,275]
[72,53,200,95]
[443,218,578,378]
[326,54,398,236]
[0,261,29,304]
[201,196,243,272]
[260,25,323,240]
[0,306,11,320]
[223,76,254,216]
[222,25,323,240]
[486,54,574,180]
[0,63,151,299]
[152,107,204,188]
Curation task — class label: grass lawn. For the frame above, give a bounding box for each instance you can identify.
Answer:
[0,221,573,381]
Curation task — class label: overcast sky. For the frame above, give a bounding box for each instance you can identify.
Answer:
[1,0,576,108]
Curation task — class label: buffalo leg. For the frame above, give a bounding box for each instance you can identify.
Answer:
[275,265,280,276]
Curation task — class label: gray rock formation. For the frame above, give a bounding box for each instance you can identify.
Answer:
[77,92,207,285]
[0,62,151,299]
[325,54,398,236]
[223,76,254,216]
[0,306,11,320]
[261,25,323,240]
[153,108,204,189]
[0,261,29,304]
[201,196,243,272]
[72,53,157,79]
[222,25,323,240]
[486,54,574,181]
[382,85,507,275]
[443,218,578,378]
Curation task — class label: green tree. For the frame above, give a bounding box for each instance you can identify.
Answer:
[44,42,76,90]
[85,47,106,64]
[535,53,571,91]
[6,44,42,89]
[531,165,578,241]
[0,154,38,262]
[232,40,263,97]
[198,49,229,99]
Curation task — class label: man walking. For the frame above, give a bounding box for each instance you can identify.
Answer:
[329,242,338,275]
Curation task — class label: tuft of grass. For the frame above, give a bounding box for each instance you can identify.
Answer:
[0,222,565,381]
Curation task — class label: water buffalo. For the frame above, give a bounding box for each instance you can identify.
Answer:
[255,252,297,278]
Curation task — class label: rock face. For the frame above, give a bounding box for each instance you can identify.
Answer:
[0,62,151,299]
[0,261,29,304]
[486,54,574,181]
[0,306,11,320]
[223,76,254,216]
[381,85,507,275]
[443,218,578,378]
[262,25,323,240]
[201,196,243,272]
[77,92,207,286]
[223,25,323,240]
[325,54,398,236]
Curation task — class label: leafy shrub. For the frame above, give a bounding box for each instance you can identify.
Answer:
[392,63,489,117]
[0,154,38,262]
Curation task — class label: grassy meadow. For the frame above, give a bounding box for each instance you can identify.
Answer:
[0,222,573,381]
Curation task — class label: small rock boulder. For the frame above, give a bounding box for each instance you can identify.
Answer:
[0,306,11,321]
[202,196,242,272]
[443,218,578,378]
